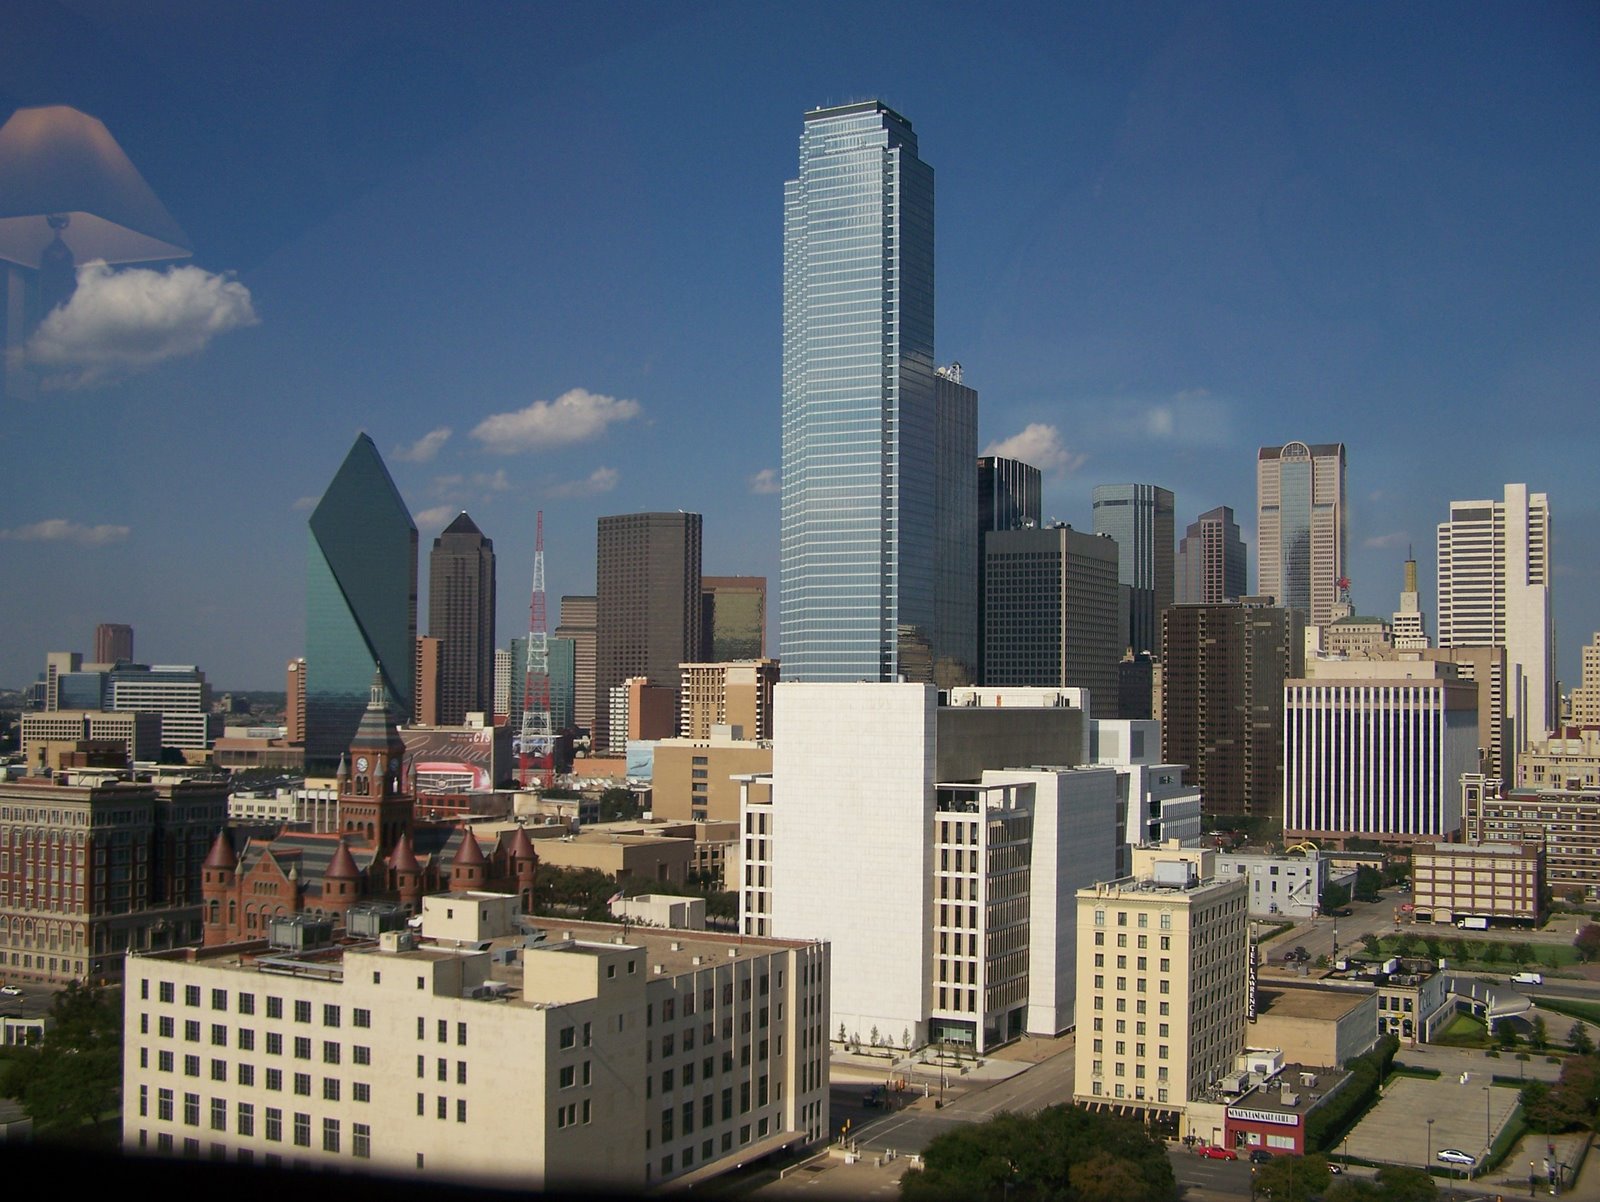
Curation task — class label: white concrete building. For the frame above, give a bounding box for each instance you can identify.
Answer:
[1090,719,1203,876]
[1437,484,1554,755]
[123,893,828,1191]
[742,683,1113,1052]
[1215,851,1329,919]
[1284,659,1480,844]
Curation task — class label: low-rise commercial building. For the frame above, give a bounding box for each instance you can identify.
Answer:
[1411,841,1544,926]
[122,893,829,1191]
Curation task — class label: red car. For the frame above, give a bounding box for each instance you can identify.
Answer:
[1197,1145,1237,1161]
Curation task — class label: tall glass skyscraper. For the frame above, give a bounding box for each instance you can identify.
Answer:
[782,100,961,683]
[306,433,418,771]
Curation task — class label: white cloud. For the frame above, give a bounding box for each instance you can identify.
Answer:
[546,466,619,499]
[0,518,129,546]
[395,427,452,463]
[20,260,258,389]
[981,423,1087,476]
[1363,531,1409,550]
[290,495,318,512]
[412,505,460,532]
[472,388,641,453]
[748,468,780,495]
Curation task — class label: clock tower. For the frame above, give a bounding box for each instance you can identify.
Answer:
[338,667,413,850]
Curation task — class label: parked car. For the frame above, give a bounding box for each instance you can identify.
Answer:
[1437,1149,1474,1166]
[1249,1149,1273,1164]
[1198,1145,1237,1161]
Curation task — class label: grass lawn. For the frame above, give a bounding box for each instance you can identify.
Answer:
[1435,1012,1489,1047]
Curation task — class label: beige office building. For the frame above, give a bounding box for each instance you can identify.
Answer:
[123,893,828,1191]
[1074,843,1249,1135]
[1411,841,1544,925]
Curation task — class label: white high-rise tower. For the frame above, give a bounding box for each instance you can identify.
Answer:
[1437,483,1554,754]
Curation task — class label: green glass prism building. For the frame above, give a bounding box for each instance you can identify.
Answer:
[305,433,418,771]
[782,101,971,683]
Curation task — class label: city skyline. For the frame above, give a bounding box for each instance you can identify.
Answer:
[3,4,1598,691]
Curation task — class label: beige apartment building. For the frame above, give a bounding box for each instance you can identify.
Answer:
[1074,843,1249,1135]
[1412,841,1544,925]
[123,893,828,1192]
[679,661,778,741]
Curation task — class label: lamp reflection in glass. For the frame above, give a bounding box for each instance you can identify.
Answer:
[0,104,191,392]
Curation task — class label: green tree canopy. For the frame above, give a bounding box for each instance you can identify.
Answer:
[899,1105,1177,1202]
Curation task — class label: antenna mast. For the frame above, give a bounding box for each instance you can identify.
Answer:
[518,511,554,788]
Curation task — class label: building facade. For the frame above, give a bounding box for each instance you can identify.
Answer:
[123,896,829,1191]
[427,512,496,724]
[595,513,702,753]
[981,525,1121,718]
[1284,660,1479,845]
[781,101,954,686]
[1437,484,1554,756]
[699,577,766,662]
[1092,484,1175,657]
[1256,442,1347,626]
[1160,599,1305,819]
[1073,844,1249,1133]
[1177,506,1247,606]
[0,775,224,983]
[305,433,418,772]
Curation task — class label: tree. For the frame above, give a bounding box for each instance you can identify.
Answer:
[0,981,122,1140]
[1575,924,1600,963]
[1569,1022,1595,1056]
[900,1105,1176,1202]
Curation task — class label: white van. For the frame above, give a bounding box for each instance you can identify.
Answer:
[1510,971,1543,986]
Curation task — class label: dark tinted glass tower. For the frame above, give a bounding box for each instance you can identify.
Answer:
[306,434,417,772]
[1091,483,1174,656]
[427,512,496,724]
[781,101,943,683]
[595,513,702,751]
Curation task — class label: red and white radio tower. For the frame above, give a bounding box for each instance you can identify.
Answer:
[518,511,554,789]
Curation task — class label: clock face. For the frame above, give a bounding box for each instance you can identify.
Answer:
[355,756,369,773]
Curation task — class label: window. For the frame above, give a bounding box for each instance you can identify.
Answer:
[265,1107,282,1142]
[293,1113,311,1147]
[293,1000,311,1024]
[353,1123,371,1159]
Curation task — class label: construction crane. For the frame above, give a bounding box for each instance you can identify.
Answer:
[517,511,554,789]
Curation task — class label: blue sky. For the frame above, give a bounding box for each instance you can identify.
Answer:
[2,1,1597,692]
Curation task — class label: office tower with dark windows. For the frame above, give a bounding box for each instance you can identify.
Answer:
[305,433,418,772]
[781,100,952,684]
[701,576,767,662]
[1257,442,1346,625]
[981,525,1121,717]
[1091,484,1174,656]
[1176,505,1247,605]
[1437,484,1554,755]
[554,595,597,738]
[94,622,133,664]
[1159,598,1305,820]
[933,365,978,687]
[595,513,702,752]
[427,511,496,723]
